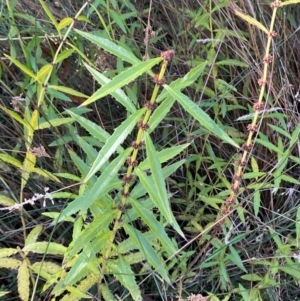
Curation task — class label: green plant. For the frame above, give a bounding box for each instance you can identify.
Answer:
[0,1,300,301]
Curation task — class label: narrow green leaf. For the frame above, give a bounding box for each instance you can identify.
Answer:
[77,15,93,24]
[117,231,157,254]
[74,29,140,64]
[107,256,142,301]
[256,137,279,153]
[4,54,36,79]
[144,133,172,222]
[54,173,81,182]
[279,265,300,279]
[69,211,115,258]
[84,109,145,182]
[36,117,74,130]
[228,245,247,272]
[0,105,30,129]
[157,61,207,102]
[35,64,53,82]
[131,159,187,200]
[0,154,22,168]
[21,152,36,190]
[129,197,177,257]
[54,148,131,223]
[280,174,300,185]
[241,274,262,281]
[66,109,123,153]
[253,190,260,217]
[139,143,190,170]
[149,97,176,130]
[296,206,300,241]
[38,0,59,32]
[124,224,170,283]
[238,283,250,300]
[68,149,92,181]
[56,48,75,63]
[23,242,67,255]
[84,62,137,113]
[59,232,111,289]
[80,58,162,107]
[32,168,61,182]
[243,172,265,179]
[267,123,291,139]
[37,83,46,107]
[290,125,300,147]
[48,85,89,98]
[66,42,93,65]
[164,85,239,148]
[0,195,16,208]
[216,59,248,68]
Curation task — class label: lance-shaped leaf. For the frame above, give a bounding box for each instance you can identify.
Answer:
[38,0,59,33]
[233,8,268,33]
[25,225,43,246]
[18,261,30,301]
[54,148,131,223]
[129,198,176,257]
[164,85,239,148]
[23,242,66,255]
[21,152,36,191]
[107,256,142,301]
[139,133,185,238]
[0,105,30,129]
[75,29,140,64]
[84,62,137,113]
[84,108,145,182]
[48,85,88,98]
[4,55,36,79]
[142,133,173,223]
[281,0,300,6]
[65,109,123,153]
[80,58,162,107]
[124,224,170,283]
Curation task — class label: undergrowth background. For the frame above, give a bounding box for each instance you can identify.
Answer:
[0,0,300,301]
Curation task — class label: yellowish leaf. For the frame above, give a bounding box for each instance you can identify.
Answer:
[33,168,61,182]
[233,9,269,34]
[21,152,36,190]
[0,248,18,258]
[0,105,30,129]
[37,83,46,107]
[18,261,30,301]
[58,17,73,31]
[0,195,15,207]
[251,157,259,173]
[38,0,59,33]
[31,261,61,275]
[29,110,39,138]
[0,154,22,168]
[4,55,36,79]
[0,257,22,269]
[35,64,53,83]
[280,0,300,6]
[25,226,43,247]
